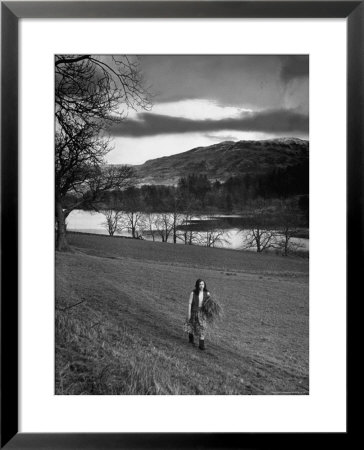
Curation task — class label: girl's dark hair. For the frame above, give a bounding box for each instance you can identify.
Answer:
[193,279,208,294]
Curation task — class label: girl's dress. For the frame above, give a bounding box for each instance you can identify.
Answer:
[185,291,210,338]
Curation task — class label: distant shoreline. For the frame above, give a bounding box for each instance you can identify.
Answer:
[66,230,309,257]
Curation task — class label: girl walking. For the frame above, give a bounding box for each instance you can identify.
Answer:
[186,279,210,350]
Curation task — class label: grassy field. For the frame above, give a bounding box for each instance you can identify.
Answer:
[56,232,309,395]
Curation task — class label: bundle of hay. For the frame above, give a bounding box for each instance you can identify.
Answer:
[201,296,223,324]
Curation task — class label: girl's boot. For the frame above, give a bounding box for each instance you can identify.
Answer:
[199,339,205,350]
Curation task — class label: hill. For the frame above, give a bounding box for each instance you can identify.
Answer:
[134,138,309,186]
[56,233,309,395]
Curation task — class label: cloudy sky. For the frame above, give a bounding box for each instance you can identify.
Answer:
[107,55,309,165]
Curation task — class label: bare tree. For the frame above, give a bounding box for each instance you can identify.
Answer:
[178,213,195,245]
[177,199,201,245]
[101,208,124,236]
[168,193,185,244]
[156,213,174,243]
[241,227,277,253]
[56,137,137,248]
[55,55,151,250]
[240,199,279,253]
[199,229,229,247]
[274,199,306,256]
[194,219,230,248]
[171,211,184,244]
[276,226,305,256]
[144,213,158,242]
[118,186,145,239]
[55,55,150,127]
[119,211,145,239]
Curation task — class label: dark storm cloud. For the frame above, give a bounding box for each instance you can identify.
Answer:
[139,55,308,110]
[109,109,308,137]
[280,55,309,83]
[145,55,284,106]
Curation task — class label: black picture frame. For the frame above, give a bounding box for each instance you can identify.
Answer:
[1,1,357,448]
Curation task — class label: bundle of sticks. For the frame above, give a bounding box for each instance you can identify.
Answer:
[201,296,223,323]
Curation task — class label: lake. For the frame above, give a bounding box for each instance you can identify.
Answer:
[66,209,309,252]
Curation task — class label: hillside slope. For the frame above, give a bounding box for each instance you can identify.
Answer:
[134,138,309,185]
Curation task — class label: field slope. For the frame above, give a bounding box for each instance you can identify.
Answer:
[56,233,309,395]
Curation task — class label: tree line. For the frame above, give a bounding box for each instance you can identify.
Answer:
[91,196,308,255]
[73,167,309,221]
[62,166,309,255]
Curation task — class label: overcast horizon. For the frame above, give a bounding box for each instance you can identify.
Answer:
[106,55,309,165]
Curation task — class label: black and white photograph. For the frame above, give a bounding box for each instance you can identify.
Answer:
[55,54,309,395]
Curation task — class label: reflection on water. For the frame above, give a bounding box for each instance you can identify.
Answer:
[67,209,309,251]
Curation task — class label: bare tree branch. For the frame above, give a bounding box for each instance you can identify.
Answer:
[55,55,151,250]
